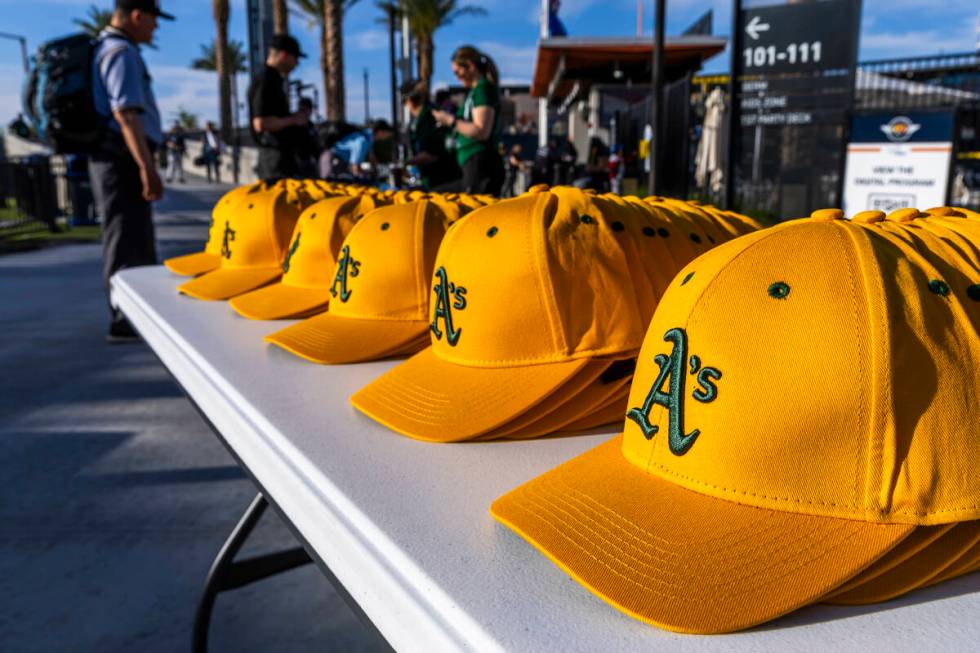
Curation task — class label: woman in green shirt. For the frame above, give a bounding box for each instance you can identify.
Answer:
[432,46,504,196]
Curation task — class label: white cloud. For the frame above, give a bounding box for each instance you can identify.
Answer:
[475,41,536,82]
[860,23,977,59]
[351,29,388,52]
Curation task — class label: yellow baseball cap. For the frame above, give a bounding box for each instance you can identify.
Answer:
[228,195,382,320]
[264,199,458,364]
[164,182,266,277]
[177,185,309,301]
[351,190,652,442]
[491,209,980,633]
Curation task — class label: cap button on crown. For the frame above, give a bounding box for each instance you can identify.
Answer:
[852,210,885,224]
[886,208,925,222]
[810,208,844,221]
[924,206,956,217]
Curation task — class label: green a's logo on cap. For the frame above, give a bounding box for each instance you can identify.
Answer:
[221,221,236,259]
[283,232,300,273]
[626,327,722,456]
[330,245,360,302]
[429,266,466,346]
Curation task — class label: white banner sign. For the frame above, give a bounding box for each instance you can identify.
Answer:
[843,112,954,216]
[843,143,952,215]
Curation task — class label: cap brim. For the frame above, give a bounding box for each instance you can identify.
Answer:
[550,384,629,434]
[825,521,980,605]
[491,436,913,634]
[351,347,590,442]
[922,533,980,588]
[821,523,954,598]
[155,10,175,20]
[178,267,281,301]
[503,371,631,441]
[229,283,330,320]
[164,251,220,277]
[477,361,613,441]
[265,313,429,364]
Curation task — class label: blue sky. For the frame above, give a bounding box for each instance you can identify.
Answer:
[0,0,977,127]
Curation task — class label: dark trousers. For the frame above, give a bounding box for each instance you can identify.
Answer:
[89,149,157,322]
[257,147,299,181]
[461,149,505,196]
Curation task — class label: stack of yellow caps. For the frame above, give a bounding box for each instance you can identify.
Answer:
[351,186,761,442]
[490,206,980,634]
[265,196,472,363]
[164,179,292,277]
[228,194,386,320]
[177,181,319,300]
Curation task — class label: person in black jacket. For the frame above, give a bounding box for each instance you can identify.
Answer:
[247,34,311,179]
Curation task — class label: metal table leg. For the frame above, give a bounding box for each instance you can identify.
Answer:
[192,492,313,653]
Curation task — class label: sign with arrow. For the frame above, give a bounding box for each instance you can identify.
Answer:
[727,0,862,217]
[745,15,770,41]
[738,0,858,75]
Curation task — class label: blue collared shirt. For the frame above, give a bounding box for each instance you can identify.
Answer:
[333,129,373,165]
[92,27,163,146]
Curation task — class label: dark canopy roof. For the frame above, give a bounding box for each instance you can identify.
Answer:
[532,36,727,100]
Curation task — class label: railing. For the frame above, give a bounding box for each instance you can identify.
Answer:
[856,51,980,110]
[0,157,61,241]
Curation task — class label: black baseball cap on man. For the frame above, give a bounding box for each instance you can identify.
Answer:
[116,0,175,20]
[269,34,307,59]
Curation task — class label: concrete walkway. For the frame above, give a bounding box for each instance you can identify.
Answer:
[0,179,387,652]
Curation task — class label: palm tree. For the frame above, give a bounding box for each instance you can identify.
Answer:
[273,0,289,33]
[212,0,232,143]
[291,0,361,122]
[176,108,200,130]
[73,4,112,37]
[191,40,248,74]
[398,0,486,93]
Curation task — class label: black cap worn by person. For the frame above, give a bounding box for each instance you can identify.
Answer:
[269,34,307,59]
[115,0,175,20]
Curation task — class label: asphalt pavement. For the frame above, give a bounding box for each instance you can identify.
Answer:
[0,178,387,652]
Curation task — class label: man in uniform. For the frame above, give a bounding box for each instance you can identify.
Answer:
[90,0,172,342]
[248,34,311,180]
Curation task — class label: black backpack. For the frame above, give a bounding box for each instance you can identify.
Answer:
[22,33,104,154]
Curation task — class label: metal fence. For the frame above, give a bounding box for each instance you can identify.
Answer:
[686,51,980,215]
[0,157,61,240]
[856,51,980,111]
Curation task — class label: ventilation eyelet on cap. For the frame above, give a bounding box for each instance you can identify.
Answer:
[657,228,669,238]
[967,284,980,301]
[690,233,702,244]
[611,221,625,232]
[681,272,695,286]
[381,222,390,231]
[810,208,844,221]
[642,226,656,237]
[486,226,498,238]
[928,279,950,297]
[768,281,791,299]
[580,215,595,225]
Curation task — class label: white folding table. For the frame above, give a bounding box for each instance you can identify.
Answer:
[113,266,980,653]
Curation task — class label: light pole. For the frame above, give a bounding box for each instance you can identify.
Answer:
[0,31,29,73]
[647,0,665,196]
